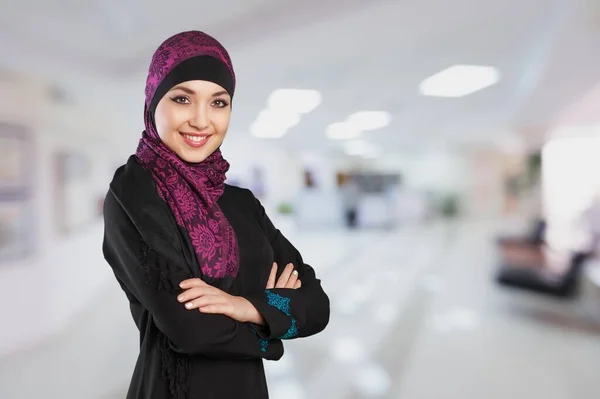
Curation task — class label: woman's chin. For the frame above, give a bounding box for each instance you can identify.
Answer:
[178,147,213,163]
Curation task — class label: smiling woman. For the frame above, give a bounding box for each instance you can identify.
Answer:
[101,30,330,399]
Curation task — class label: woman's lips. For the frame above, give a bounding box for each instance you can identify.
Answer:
[180,132,210,148]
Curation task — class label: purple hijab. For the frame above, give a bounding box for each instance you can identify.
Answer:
[135,31,239,281]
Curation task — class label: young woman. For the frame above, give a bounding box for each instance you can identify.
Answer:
[102,30,330,399]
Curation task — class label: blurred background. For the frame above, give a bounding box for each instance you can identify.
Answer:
[1,0,600,398]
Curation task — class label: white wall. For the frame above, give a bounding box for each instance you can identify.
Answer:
[364,148,469,194]
[222,133,304,212]
[367,145,512,219]
[0,74,120,357]
[542,134,600,254]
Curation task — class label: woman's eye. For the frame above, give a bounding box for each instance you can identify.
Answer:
[213,99,229,108]
[171,96,190,104]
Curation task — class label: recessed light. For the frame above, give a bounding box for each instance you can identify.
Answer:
[419,64,500,98]
[250,122,287,138]
[326,122,362,140]
[256,109,300,129]
[344,140,382,157]
[267,88,322,114]
[344,140,368,155]
[346,111,391,131]
[249,109,301,138]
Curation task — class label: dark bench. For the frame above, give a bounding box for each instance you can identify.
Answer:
[495,252,591,298]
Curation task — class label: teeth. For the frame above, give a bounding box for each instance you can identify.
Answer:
[183,134,208,143]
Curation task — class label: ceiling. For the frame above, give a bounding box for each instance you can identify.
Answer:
[1,0,599,156]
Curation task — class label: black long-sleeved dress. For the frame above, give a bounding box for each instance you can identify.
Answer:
[102,156,330,399]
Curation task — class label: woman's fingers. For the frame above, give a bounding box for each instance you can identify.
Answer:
[266,262,277,289]
[197,303,233,314]
[179,278,208,289]
[177,286,218,303]
[275,263,295,288]
[183,295,225,310]
[285,269,299,289]
[271,263,301,289]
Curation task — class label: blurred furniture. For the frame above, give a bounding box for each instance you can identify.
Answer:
[497,219,546,247]
[495,252,591,298]
[495,219,546,268]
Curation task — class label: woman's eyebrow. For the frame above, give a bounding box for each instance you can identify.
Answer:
[169,85,195,94]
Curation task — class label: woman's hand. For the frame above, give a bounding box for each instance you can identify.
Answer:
[266,262,302,289]
[178,278,264,324]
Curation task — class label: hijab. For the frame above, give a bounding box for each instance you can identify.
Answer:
[135,30,239,286]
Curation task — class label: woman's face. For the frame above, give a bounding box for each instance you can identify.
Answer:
[154,80,232,163]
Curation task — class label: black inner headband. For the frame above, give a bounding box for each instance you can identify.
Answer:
[149,55,234,117]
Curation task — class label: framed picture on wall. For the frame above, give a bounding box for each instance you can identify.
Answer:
[0,198,34,262]
[0,123,31,196]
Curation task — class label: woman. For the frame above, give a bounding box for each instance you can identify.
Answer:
[102,30,330,399]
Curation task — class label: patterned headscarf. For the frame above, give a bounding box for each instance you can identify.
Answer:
[135,31,239,285]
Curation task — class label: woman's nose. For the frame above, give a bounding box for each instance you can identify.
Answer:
[191,106,209,130]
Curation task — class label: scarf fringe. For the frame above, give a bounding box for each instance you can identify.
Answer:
[139,240,182,294]
[139,240,151,285]
[159,333,191,399]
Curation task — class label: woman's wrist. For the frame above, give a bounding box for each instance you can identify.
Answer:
[249,311,266,325]
[237,297,265,325]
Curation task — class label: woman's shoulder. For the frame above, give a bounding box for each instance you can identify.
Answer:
[108,155,160,203]
[110,155,151,192]
[221,185,271,231]
[223,184,258,205]
[105,155,164,219]
[222,184,264,215]
[104,156,180,246]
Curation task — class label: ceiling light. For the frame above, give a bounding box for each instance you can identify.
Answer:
[249,108,301,139]
[360,145,383,159]
[419,64,500,98]
[343,140,382,157]
[326,122,362,140]
[346,111,391,131]
[256,109,300,129]
[267,89,322,114]
[250,121,288,138]
[344,140,369,155]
